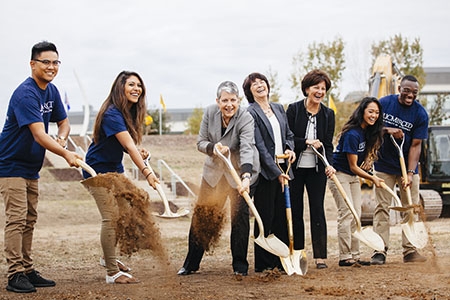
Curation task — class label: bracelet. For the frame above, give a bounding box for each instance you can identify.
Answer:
[407,169,416,175]
[145,171,153,179]
[141,166,150,174]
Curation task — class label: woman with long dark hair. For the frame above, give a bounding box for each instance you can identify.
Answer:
[83,71,158,284]
[328,97,384,266]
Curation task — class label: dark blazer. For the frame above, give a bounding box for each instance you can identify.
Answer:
[247,102,294,181]
[286,99,335,172]
[197,104,260,188]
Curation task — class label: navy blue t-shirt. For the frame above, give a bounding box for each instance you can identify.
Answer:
[83,105,128,178]
[374,94,428,175]
[0,77,67,179]
[333,127,366,175]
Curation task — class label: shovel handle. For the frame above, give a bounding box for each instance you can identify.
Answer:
[275,154,292,184]
[143,156,174,213]
[309,146,330,166]
[380,182,403,208]
[276,153,290,159]
[390,135,414,206]
[330,174,362,229]
[390,135,417,225]
[213,145,269,236]
[309,147,362,229]
[77,159,97,177]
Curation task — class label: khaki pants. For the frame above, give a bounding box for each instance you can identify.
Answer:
[83,184,119,274]
[327,172,362,261]
[0,177,38,278]
[373,171,419,255]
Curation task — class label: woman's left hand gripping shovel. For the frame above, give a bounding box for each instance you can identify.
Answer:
[276,154,307,276]
[144,155,189,218]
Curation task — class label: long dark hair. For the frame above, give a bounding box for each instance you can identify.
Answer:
[93,71,146,144]
[339,97,383,161]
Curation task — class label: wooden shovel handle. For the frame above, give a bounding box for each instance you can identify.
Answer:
[76,159,97,177]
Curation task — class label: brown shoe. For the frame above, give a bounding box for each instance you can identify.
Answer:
[403,251,427,263]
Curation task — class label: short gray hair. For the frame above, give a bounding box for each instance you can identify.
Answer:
[216,81,239,98]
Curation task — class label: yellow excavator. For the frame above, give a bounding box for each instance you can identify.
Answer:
[360,54,445,225]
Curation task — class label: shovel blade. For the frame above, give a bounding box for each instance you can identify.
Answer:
[280,255,295,276]
[401,221,428,249]
[152,207,190,218]
[153,183,190,218]
[353,227,385,251]
[299,249,308,275]
[279,249,307,276]
[255,234,290,258]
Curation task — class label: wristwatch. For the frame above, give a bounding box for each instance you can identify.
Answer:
[407,169,416,175]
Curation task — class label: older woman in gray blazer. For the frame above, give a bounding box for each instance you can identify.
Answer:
[178,81,259,276]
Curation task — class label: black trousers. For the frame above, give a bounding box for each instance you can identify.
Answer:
[182,176,253,273]
[290,167,328,259]
[253,176,289,271]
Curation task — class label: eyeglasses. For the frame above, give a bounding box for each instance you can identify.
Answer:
[33,59,61,67]
[400,87,418,97]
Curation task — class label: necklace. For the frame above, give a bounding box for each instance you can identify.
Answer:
[262,106,272,115]
[305,98,320,115]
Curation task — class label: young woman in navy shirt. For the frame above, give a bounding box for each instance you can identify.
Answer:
[328,97,384,266]
[83,71,158,284]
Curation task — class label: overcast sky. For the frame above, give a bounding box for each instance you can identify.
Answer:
[1,0,449,127]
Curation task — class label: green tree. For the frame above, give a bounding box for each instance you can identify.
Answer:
[371,34,425,86]
[267,66,281,103]
[428,93,450,125]
[333,100,359,145]
[147,109,170,134]
[186,107,204,135]
[291,36,346,101]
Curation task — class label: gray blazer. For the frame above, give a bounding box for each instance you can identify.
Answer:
[197,104,260,189]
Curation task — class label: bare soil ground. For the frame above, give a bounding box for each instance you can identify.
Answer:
[0,135,449,300]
